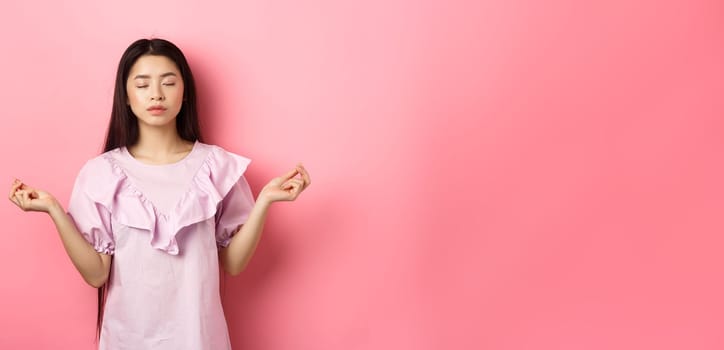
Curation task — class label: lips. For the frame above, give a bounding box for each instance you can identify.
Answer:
[147,105,167,116]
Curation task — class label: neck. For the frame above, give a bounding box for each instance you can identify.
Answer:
[130,123,193,161]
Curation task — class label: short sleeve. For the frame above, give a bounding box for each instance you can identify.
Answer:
[215,175,255,248]
[67,162,115,255]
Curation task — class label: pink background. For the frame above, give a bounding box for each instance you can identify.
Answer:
[1,0,723,349]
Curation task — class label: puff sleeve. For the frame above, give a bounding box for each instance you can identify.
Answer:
[67,160,115,255]
[215,175,255,248]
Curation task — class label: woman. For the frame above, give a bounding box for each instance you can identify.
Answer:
[8,38,310,349]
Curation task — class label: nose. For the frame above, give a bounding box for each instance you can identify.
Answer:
[151,84,165,101]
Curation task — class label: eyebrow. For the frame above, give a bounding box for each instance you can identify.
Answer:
[133,72,178,80]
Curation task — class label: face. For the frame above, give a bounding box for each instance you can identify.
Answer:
[126,55,184,128]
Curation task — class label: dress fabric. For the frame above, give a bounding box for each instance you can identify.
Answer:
[66,141,255,350]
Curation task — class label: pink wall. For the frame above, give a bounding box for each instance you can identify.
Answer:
[1,0,723,349]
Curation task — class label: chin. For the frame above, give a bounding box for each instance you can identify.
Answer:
[138,116,177,128]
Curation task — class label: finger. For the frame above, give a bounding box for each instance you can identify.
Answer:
[8,180,23,199]
[280,167,300,181]
[289,181,302,199]
[15,190,28,210]
[20,190,31,203]
[296,164,311,188]
[284,180,301,196]
[283,179,304,191]
[290,179,304,190]
[20,190,37,211]
[9,194,21,208]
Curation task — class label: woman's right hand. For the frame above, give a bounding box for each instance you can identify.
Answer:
[8,179,59,213]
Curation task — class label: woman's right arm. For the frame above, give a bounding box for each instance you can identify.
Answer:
[9,180,111,288]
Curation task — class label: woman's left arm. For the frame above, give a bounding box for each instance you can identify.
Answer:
[219,164,311,276]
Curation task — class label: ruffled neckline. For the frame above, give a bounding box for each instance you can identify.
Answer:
[92,142,251,255]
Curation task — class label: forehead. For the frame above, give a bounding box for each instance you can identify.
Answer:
[128,55,181,78]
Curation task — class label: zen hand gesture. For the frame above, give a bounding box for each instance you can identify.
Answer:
[8,179,59,213]
[260,164,311,204]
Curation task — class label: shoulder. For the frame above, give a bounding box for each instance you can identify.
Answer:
[195,142,252,194]
[197,142,247,158]
[72,149,125,198]
[77,149,122,178]
[197,142,251,171]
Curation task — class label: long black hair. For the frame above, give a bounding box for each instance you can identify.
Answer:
[103,38,203,152]
[97,38,204,340]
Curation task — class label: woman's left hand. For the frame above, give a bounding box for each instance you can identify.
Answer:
[259,163,311,204]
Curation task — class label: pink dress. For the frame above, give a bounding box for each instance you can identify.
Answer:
[67,141,254,350]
